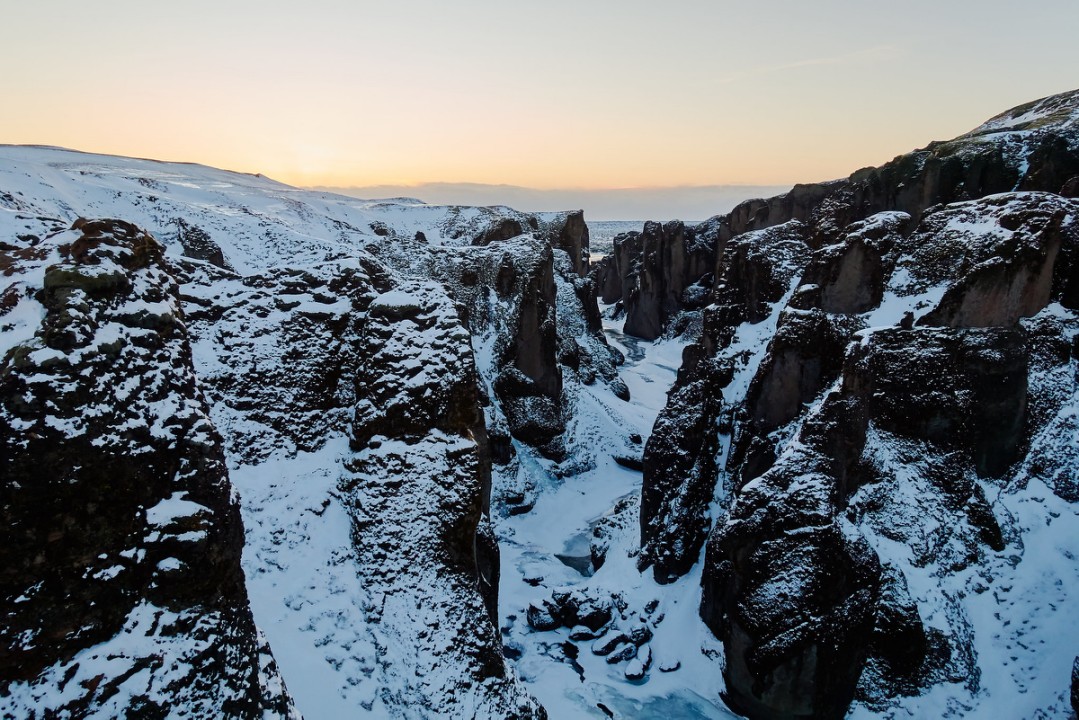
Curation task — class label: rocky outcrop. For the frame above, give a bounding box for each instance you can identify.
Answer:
[545,210,591,277]
[523,583,668,683]
[910,194,1070,327]
[475,217,526,245]
[0,150,615,717]
[603,90,1079,341]
[172,217,232,270]
[640,95,1079,586]
[409,235,566,449]
[712,194,1075,717]
[622,221,715,340]
[385,225,622,459]
[633,90,1079,720]
[343,282,544,718]
[639,221,811,583]
[0,220,296,718]
[703,323,1029,720]
[735,212,906,438]
[597,231,641,305]
[734,192,1072,481]
[175,254,393,463]
[1073,658,1079,716]
[788,211,907,315]
[699,188,1078,717]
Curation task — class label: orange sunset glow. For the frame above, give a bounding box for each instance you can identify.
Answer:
[4,1,1079,204]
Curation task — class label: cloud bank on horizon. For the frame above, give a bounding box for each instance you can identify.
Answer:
[315,183,793,222]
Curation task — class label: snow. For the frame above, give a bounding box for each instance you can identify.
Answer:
[230,436,389,719]
[495,311,741,718]
[0,601,243,719]
[723,283,800,403]
[145,493,209,527]
[0,145,546,276]
[848,452,1079,718]
[602,308,686,408]
[5,141,1078,719]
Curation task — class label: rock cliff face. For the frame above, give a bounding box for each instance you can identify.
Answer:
[344,282,545,718]
[639,220,811,582]
[606,90,1079,343]
[0,147,619,716]
[3,90,1079,720]
[597,220,715,340]
[546,209,591,277]
[0,220,296,718]
[632,89,1079,719]
[173,254,393,463]
[375,221,622,461]
[0,150,579,717]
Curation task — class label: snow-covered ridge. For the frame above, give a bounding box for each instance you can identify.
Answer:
[0,144,570,275]
[1,146,590,718]
[964,89,1079,138]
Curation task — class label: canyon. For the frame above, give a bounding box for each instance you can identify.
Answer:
[2,89,1079,719]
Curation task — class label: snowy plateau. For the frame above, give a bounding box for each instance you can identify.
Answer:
[2,89,1079,720]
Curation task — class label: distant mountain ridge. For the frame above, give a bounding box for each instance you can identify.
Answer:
[315,182,792,222]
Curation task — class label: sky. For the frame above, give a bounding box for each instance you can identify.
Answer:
[3,1,1079,219]
[315,183,793,221]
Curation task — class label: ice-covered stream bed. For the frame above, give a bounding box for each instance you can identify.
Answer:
[495,312,739,719]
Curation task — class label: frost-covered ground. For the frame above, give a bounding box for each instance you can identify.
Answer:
[228,436,391,718]
[495,311,740,719]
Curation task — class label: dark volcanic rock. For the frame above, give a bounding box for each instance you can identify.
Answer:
[352,282,487,448]
[639,370,725,583]
[688,187,1079,717]
[172,216,232,270]
[527,589,614,633]
[644,179,1078,587]
[599,231,643,305]
[1072,657,1079,716]
[551,250,624,397]
[594,253,622,305]
[789,211,908,315]
[847,327,1029,480]
[703,517,881,720]
[420,236,566,447]
[597,90,1079,342]
[546,210,591,277]
[639,221,811,583]
[701,322,1039,718]
[866,565,929,687]
[711,221,811,324]
[742,308,854,434]
[907,193,1075,328]
[174,254,392,463]
[342,280,545,718]
[629,92,1079,719]
[733,212,907,468]
[1021,312,1079,502]
[475,217,525,246]
[622,221,716,340]
[0,220,295,717]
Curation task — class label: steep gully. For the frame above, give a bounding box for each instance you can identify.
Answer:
[2,90,1079,719]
